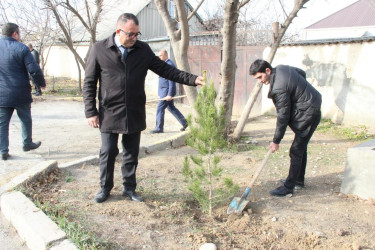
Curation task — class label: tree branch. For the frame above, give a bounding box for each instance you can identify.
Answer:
[239,0,251,9]
[278,0,288,18]
[268,0,309,62]
[60,0,90,31]
[187,0,205,21]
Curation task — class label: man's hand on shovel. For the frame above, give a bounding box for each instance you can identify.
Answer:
[269,142,279,153]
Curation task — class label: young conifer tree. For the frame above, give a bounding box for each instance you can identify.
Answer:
[183,76,239,216]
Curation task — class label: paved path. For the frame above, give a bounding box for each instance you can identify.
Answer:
[0,213,28,250]
[0,98,192,249]
[1,99,191,185]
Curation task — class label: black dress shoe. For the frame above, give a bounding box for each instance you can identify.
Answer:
[180,124,188,131]
[1,153,9,160]
[150,129,163,134]
[270,185,293,197]
[23,141,42,152]
[122,189,143,202]
[280,179,304,190]
[32,92,42,96]
[94,189,110,203]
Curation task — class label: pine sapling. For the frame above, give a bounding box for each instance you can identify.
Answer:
[183,76,239,216]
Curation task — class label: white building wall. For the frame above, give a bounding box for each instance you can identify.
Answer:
[262,40,375,129]
[303,26,375,40]
[44,45,87,79]
[43,41,173,100]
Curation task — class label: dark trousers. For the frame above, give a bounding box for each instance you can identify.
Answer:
[99,132,141,192]
[155,100,187,131]
[284,111,321,189]
[0,104,32,154]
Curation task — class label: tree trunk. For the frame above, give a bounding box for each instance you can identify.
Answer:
[75,56,82,92]
[232,0,309,140]
[154,0,199,107]
[216,0,240,134]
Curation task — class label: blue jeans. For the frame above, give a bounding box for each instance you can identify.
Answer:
[0,104,32,154]
[154,100,187,131]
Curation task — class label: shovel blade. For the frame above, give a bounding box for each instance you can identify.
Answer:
[226,197,250,215]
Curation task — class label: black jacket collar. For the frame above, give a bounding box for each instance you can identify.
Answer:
[268,67,276,99]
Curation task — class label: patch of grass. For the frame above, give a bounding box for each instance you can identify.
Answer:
[317,119,374,141]
[34,199,117,249]
[65,172,75,183]
[225,136,261,152]
[43,76,82,96]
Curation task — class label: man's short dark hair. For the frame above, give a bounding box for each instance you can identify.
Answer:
[2,23,19,37]
[249,59,272,75]
[117,13,139,26]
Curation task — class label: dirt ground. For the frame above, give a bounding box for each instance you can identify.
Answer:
[24,116,375,249]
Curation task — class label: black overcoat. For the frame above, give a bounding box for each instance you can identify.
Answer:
[83,34,197,134]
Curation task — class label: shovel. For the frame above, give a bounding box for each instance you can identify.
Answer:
[227,149,272,214]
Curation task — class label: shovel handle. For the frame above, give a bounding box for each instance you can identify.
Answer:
[247,149,272,188]
[240,187,251,200]
[146,95,187,103]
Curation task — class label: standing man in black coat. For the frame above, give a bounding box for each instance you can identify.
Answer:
[28,44,42,96]
[249,59,322,197]
[83,13,204,203]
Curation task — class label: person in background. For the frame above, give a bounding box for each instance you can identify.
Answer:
[83,13,204,203]
[249,59,321,197]
[28,43,42,96]
[0,23,46,161]
[150,49,188,133]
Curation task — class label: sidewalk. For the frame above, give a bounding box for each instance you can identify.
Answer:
[0,98,192,186]
[0,98,192,249]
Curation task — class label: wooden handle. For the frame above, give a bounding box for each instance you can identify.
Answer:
[248,149,272,188]
[146,95,187,103]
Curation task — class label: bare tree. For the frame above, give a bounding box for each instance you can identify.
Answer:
[0,0,10,23]
[154,0,205,107]
[0,0,58,75]
[232,0,309,140]
[42,0,103,91]
[59,0,103,60]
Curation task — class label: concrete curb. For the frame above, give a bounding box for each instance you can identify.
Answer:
[0,132,187,250]
[59,155,99,169]
[145,131,188,154]
[0,160,58,196]
[0,160,77,250]
[1,191,76,250]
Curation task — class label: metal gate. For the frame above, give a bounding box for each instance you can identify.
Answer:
[182,45,266,118]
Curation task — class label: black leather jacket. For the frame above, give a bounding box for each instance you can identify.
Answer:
[268,65,322,143]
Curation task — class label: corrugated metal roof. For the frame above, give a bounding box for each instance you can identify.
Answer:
[306,0,375,29]
[280,36,375,46]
